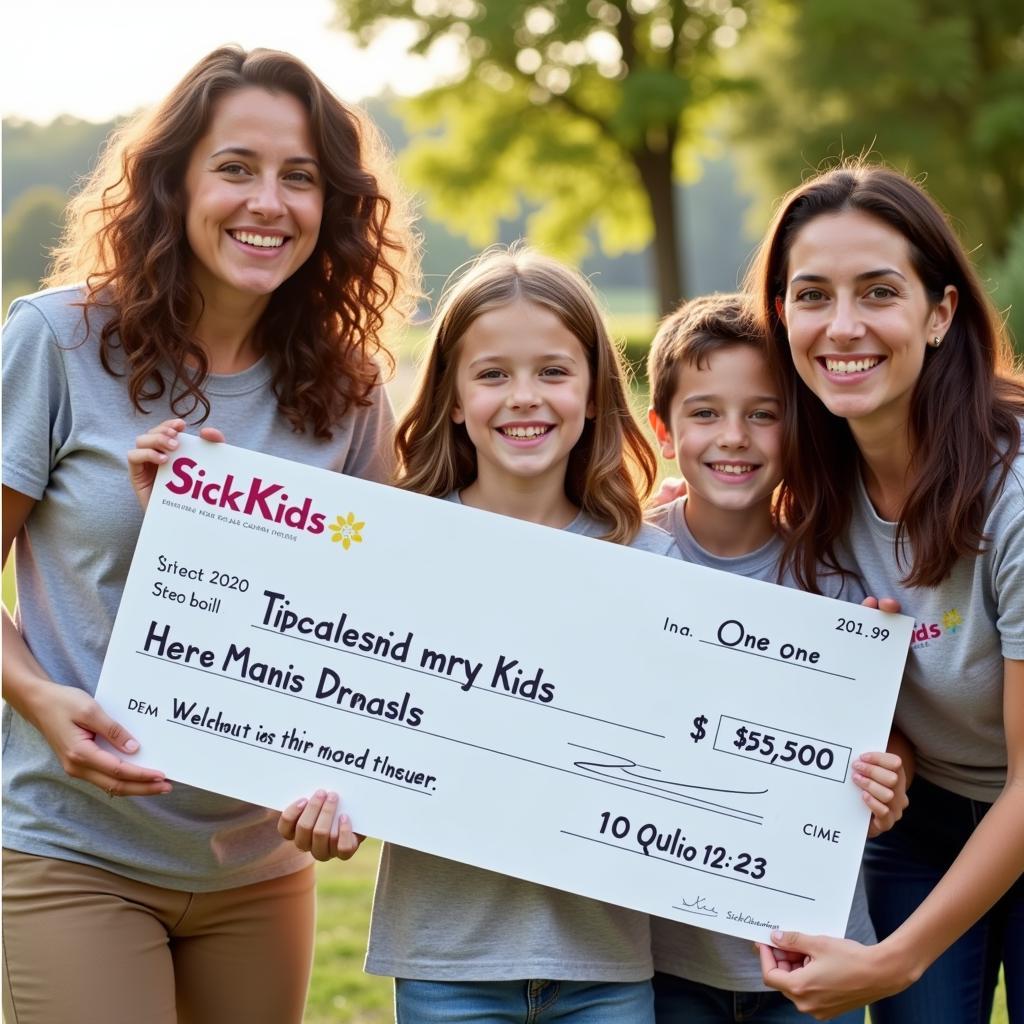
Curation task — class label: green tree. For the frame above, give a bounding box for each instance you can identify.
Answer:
[335,0,756,313]
[992,213,1024,354]
[729,0,1024,261]
[2,186,66,291]
[2,116,115,214]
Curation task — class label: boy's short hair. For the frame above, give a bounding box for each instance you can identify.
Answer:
[647,292,765,424]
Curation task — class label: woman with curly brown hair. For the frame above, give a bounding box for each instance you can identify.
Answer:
[1,45,416,1024]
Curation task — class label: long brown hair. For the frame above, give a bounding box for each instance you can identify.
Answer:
[48,45,418,438]
[395,247,657,544]
[749,162,1024,589]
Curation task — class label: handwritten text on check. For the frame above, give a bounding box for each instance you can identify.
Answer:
[97,436,911,942]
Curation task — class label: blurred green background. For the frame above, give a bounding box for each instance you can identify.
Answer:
[5,0,1023,345]
[3,1,1020,1020]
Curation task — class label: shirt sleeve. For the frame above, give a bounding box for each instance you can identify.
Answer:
[342,377,396,485]
[991,460,1024,658]
[2,298,74,500]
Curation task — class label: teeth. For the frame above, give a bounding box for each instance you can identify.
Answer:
[501,425,550,439]
[825,357,881,374]
[231,231,285,248]
[710,463,755,475]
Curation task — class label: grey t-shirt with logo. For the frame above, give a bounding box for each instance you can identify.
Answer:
[839,456,1024,803]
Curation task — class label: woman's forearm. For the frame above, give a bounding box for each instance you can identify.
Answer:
[3,605,169,793]
[881,654,1023,983]
[3,607,60,729]
[880,775,1024,982]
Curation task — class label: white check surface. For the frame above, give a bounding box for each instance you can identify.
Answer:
[97,435,911,942]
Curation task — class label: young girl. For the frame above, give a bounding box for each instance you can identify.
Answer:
[750,163,1024,1022]
[280,246,679,1022]
[2,45,415,1024]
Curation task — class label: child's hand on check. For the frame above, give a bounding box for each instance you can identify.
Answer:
[278,790,365,861]
[852,752,908,837]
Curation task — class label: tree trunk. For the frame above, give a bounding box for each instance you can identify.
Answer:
[633,144,684,316]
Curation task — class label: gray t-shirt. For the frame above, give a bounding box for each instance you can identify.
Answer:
[364,494,678,981]
[2,286,395,891]
[648,497,863,601]
[646,498,875,990]
[840,455,1024,802]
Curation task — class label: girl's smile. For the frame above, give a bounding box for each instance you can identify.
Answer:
[451,297,594,518]
[495,421,556,445]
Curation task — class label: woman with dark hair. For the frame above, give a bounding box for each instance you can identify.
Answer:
[749,162,1024,1022]
[1,45,416,1024]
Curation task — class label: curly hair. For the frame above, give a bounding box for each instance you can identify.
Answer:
[395,247,658,545]
[748,161,1024,589]
[48,45,419,438]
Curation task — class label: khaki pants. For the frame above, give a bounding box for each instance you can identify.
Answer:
[2,849,316,1024]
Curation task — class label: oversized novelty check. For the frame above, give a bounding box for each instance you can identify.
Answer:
[97,435,912,942]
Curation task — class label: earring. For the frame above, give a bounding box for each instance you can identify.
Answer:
[928,335,943,348]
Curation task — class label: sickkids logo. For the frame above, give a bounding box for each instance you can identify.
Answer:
[164,456,365,550]
[911,608,964,645]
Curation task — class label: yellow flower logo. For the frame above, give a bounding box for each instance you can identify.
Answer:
[329,512,365,550]
[942,608,963,632]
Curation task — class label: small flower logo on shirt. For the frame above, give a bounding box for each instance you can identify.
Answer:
[942,608,963,633]
[329,512,365,550]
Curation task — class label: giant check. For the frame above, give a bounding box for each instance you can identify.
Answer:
[97,435,911,942]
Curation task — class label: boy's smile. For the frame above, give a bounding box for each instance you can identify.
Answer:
[706,461,762,480]
[650,345,783,554]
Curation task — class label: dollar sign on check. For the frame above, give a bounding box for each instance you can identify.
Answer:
[690,715,708,742]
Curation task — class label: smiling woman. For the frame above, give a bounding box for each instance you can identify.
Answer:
[1,45,417,1024]
[779,209,955,436]
[183,87,326,313]
[748,163,1024,1024]
[46,45,416,430]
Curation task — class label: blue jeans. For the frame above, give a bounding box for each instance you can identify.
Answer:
[864,775,1024,1023]
[394,978,655,1023]
[652,971,864,1023]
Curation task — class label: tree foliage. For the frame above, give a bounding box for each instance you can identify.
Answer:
[334,0,757,311]
[2,117,115,214]
[2,186,66,291]
[991,213,1024,353]
[729,0,1024,262]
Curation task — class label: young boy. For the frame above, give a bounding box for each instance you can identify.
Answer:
[644,293,901,1024]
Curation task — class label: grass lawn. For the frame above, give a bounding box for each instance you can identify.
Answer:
[306,845,392,1024]
[995,977,1010,1024]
